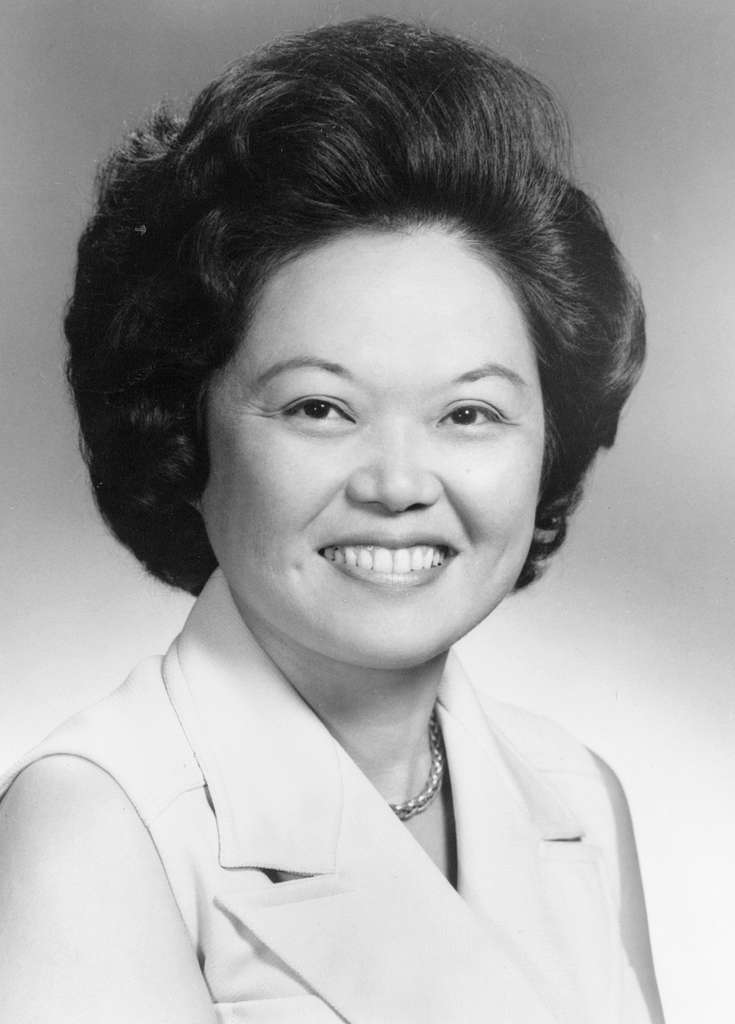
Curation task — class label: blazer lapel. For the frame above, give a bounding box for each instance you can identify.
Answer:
[438,654,618,1024]
[164,574,613,1023]
[212,746,560,1024]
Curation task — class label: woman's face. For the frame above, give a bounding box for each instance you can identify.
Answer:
[201,227,545,670]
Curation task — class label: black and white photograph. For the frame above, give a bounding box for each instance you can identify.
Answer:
[1,2,732,1022]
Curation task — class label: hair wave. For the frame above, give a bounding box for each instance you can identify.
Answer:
[65,17,645,593]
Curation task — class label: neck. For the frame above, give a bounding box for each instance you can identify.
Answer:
[241,611,448,805]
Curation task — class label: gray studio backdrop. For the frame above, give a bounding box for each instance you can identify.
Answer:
[2,2,733,1021]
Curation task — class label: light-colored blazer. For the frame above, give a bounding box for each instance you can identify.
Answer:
[0,571,652,1023]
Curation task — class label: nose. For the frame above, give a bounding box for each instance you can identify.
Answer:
[345,429,442,513]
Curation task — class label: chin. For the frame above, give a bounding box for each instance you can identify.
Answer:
[322,634,453,672]
[306,605,491,672]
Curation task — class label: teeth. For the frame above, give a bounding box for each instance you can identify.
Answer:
[357,548,373,570]
[393,549,411,574]
[373,548,392,573]
[431,547,445,568]
[322,544,449,574]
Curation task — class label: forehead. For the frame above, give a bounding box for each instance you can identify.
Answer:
[232,226,537,386]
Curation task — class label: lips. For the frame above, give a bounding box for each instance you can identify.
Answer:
[320,544,452,574]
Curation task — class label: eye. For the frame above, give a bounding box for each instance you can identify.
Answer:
[283,398,354,423]
[441,404,505,427]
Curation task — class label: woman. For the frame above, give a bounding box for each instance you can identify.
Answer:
[0,17,663,1024]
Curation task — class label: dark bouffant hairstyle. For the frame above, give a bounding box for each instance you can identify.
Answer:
[65,17,645,594]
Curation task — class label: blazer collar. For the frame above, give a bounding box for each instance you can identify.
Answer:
[437,653,583,844]
[161,571,601,1023]
[162,569,583,877]
[163,570,342,873]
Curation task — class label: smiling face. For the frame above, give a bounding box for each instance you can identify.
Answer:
[201,227,545,671]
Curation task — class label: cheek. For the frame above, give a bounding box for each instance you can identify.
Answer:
[202,427,334,564]
[201,425,263,559]
[458,440,543,543]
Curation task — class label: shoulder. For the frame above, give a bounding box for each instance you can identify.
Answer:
[480,698,625,871]
[479,696,664,1023]
[0,752,215,1022]
[0,754,163,895]
[480,695,626,847]
[2,752,145,843]
[478,694,602,779]
[0,655,203,823]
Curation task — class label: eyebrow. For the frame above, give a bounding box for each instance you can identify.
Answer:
[451,362,528,389]
[253,357,354,389]
[252,356,527,391]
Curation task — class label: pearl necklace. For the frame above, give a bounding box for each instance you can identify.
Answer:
[389,710,445,821]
